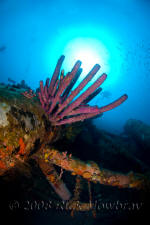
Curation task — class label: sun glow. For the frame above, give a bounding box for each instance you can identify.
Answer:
[46,25,124,88]
[62,38,110,82]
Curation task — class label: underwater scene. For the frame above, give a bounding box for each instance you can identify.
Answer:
[0,0,150,224]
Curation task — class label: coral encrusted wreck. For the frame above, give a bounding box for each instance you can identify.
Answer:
[0,55,149,213]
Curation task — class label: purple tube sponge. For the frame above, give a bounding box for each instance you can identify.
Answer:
[38,55,128,126]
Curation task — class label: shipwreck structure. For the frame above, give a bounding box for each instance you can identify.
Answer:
[0,56,149,213]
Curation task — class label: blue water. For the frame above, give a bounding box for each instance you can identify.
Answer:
[0,0,150,134]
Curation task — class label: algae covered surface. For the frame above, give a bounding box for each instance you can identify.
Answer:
[0,84,60,174]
